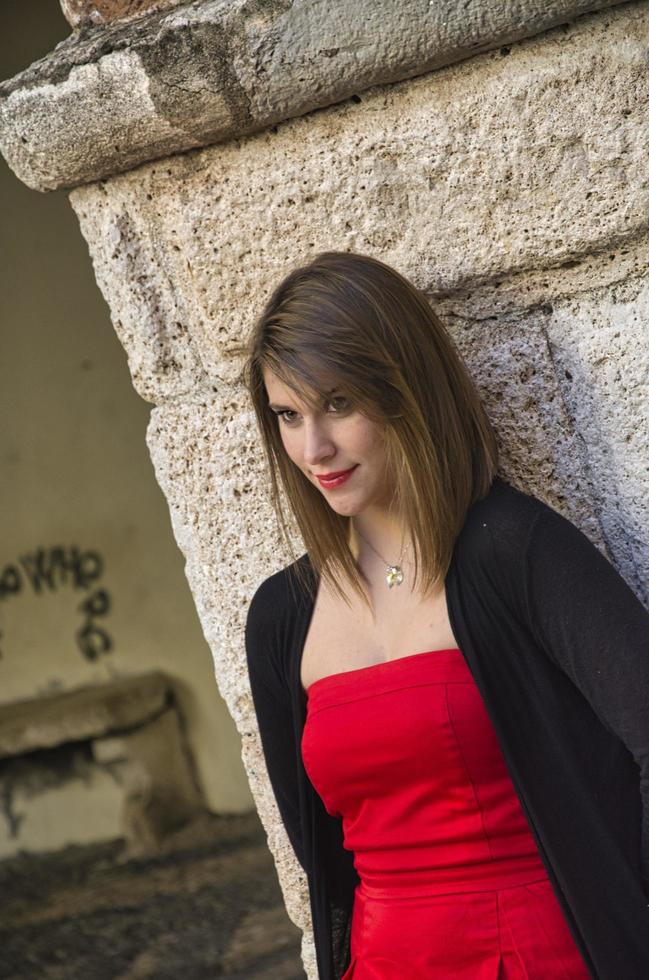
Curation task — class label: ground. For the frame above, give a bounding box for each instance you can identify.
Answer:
[0,810,306,979]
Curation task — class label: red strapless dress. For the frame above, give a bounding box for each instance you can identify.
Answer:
[301,648,590,979]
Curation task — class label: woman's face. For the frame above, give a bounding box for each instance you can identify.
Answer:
[262,366,395,516]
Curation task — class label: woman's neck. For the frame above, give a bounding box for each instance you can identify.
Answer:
[349,510,413,566]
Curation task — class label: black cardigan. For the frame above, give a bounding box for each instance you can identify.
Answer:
[245,475,649,979]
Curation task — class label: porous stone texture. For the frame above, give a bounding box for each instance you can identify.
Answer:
[0,0,630,191]
[67,1,649,399]
[59,5,649,974]
[69,190,211,400]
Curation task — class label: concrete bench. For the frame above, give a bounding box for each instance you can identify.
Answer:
[0,672,205,858]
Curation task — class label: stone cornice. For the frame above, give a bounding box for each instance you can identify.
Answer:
[0,0,631,191]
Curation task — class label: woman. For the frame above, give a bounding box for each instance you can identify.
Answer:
[241,251,649,979]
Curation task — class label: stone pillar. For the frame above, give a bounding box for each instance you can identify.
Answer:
[2,0,648,972]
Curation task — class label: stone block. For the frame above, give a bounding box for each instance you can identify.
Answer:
[0,0,630,191]
[0,671,170,760]
[67,1,649,401]
[92,705,204,853]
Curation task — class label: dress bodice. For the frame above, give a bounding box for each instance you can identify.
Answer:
[301,647,548,898]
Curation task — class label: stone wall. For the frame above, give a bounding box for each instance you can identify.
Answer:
[2,0,648,973]
[1,0,630,191]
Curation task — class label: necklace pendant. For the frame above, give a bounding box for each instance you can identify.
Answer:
[386,564,404,588]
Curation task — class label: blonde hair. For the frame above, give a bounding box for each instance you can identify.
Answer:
[238,250,499,614]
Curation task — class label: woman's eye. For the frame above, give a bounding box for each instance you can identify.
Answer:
[275,397,350,426]
[328,396,351,413]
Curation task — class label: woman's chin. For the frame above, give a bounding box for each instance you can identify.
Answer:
[326,494,368,517]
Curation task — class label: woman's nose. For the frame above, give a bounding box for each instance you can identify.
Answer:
[302,420,335,465]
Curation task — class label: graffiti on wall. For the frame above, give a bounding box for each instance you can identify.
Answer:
[0,546,113,661]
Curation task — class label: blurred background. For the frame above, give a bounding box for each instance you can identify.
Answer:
[0,2,303,977]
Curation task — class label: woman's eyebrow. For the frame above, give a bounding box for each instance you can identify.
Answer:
[268,402,295,412]
[268,387,340,412]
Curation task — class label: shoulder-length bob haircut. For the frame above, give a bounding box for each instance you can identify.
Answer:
[238,250,499,614]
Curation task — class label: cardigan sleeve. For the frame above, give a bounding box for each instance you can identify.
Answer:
[245,579,308,874]
[523,502,649,889]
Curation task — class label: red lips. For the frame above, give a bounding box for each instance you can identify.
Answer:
[315,465,358,488]
[316,466,356,479]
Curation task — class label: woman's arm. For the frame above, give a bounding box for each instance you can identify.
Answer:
[245,580,308,874]
[524,502,649,889]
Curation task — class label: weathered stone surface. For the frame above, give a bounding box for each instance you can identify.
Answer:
[60,0,185,30]
[543,279,649,604]
[432,237,649,609]
[0,672,170,758]
[0,0,630,191]
[69,2,649,398]
[72,183,210,401]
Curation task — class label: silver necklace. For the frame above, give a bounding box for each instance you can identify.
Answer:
[353,527,410,589]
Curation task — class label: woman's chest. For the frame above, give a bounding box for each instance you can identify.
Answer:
[300,577,460,691]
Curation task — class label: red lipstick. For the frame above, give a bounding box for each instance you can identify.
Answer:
[315,465,358,489]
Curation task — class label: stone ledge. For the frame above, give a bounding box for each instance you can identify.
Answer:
[0,671,172,759]
[0,0,629,191]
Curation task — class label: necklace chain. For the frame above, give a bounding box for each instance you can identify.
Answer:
[353,525,410,589]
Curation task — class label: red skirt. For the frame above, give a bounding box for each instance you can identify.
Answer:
[301,648,590,979]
